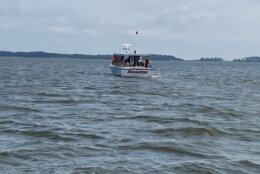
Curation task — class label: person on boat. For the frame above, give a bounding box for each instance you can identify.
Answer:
[117,56,124,66]
[112,56,117,65]
[145,58,150,68]
[124,56,130,66]
[139,59,144,66]
[134,56,138,67]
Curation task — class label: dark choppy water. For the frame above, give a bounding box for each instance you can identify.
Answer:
[0,57,260,174]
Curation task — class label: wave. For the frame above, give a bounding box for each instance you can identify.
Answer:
[152,127,225,136]
[129,115,212,126]
[177,103,243,118]
[174,162,220,174]
[0,150,34,161]
[237,160,260,169]
[0,105,40,112]
[32,99,82,104]
[0,120,16,125]
[0,151,11,157]
[118,142,209,158]
[36,92,66,97]
[20,130,74,141]
[64,132,104,140]
[227,127,260,134]
[128,115,167,122]
[73,166,134,174]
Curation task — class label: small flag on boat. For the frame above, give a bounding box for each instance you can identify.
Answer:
[136,30,139,35]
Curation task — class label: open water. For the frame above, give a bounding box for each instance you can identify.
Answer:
[0,57,260,174]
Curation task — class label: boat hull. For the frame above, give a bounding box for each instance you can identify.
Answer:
[110,65,153,77]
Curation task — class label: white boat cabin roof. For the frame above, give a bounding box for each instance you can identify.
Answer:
[113,53,150,57]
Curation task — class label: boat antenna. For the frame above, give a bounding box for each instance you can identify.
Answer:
[135,30,139,54]
[122,44,132,54]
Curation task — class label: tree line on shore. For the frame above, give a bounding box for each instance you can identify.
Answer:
[0,51,182,61]
[1,51,260,62]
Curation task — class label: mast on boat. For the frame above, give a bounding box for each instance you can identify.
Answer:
[122,44,132,54]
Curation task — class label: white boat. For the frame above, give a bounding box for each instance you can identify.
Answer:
[110,44,154,77]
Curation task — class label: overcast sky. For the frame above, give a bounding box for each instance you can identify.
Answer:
[0,0,260,60]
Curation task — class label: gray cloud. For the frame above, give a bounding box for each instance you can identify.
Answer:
[0,0,260,60]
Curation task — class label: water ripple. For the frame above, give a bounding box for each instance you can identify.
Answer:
[0,59,259,173]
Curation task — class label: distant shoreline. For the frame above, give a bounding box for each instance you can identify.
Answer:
[0,51,182,61]
[1,51,260,62]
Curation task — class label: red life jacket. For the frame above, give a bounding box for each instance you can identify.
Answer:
[112,56,117,64]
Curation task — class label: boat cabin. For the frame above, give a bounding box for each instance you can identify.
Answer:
[112,54,150,68]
